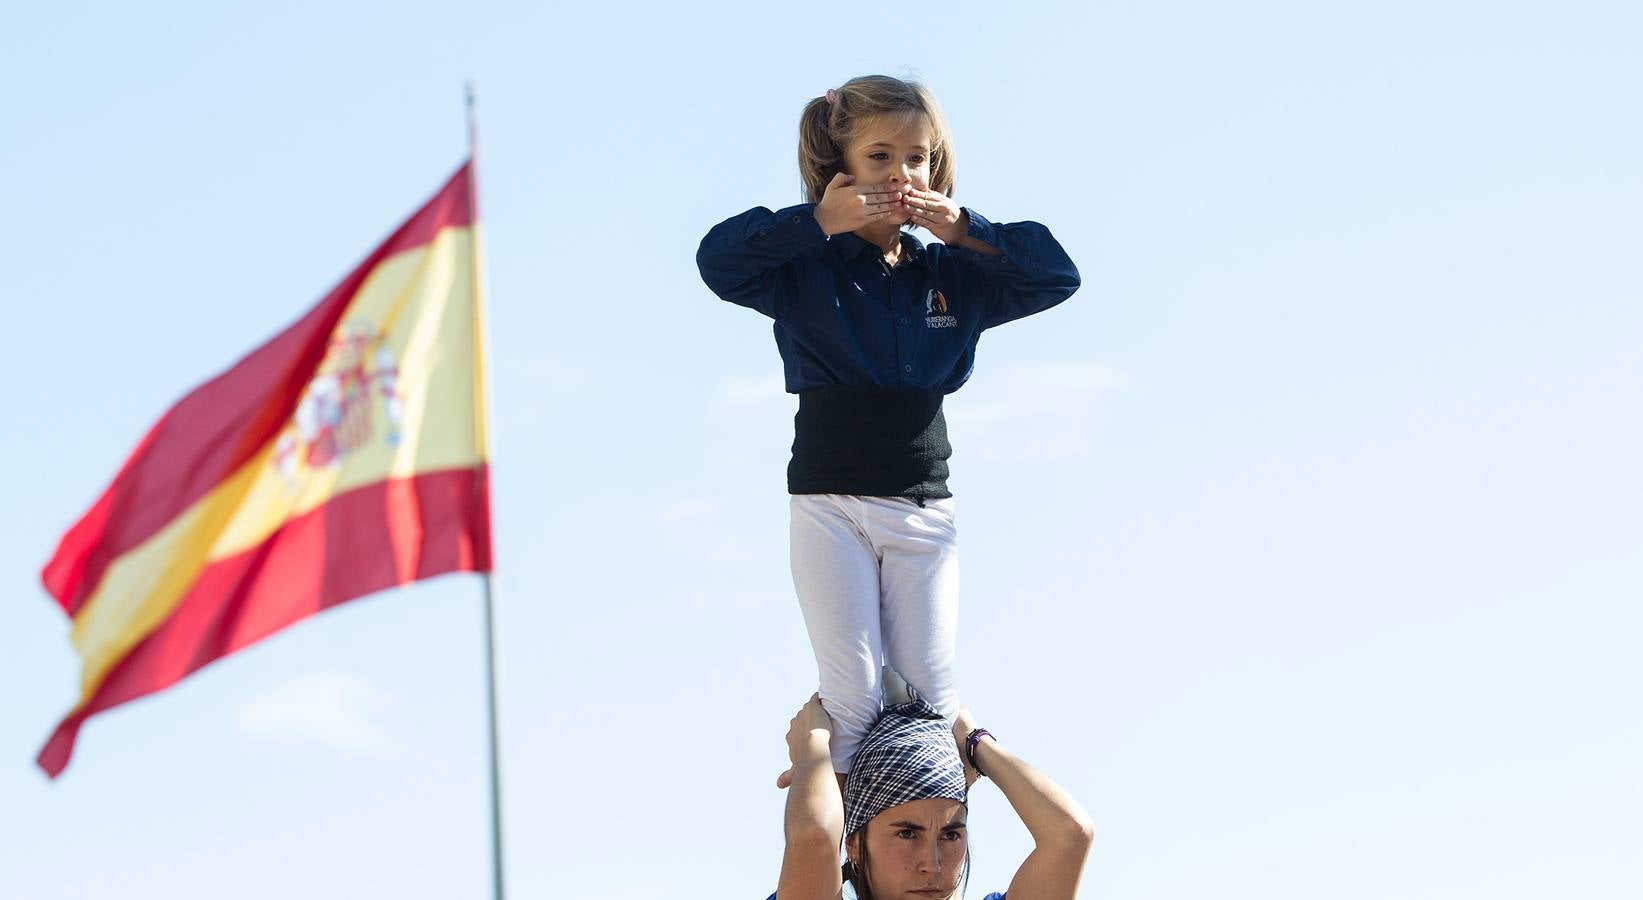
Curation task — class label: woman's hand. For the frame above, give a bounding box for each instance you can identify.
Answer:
[952,704,982,789]
[814,173,906,235]
[778,693,834,788]
[900,187,967,244]
[776,696,847,900]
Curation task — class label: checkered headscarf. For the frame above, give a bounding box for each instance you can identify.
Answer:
[843,691,967,837]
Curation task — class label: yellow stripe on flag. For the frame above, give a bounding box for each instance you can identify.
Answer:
[212,226,484,558]
[68,444,275,704]
[67,224,484,708]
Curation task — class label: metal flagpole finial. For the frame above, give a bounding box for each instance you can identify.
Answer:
[465,81,478,156]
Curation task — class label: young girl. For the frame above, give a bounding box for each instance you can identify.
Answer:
[697,75,1080,776]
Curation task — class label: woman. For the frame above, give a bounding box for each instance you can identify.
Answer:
[774,687,1094,900]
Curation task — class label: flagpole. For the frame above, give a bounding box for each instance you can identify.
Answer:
[466,80,507,900]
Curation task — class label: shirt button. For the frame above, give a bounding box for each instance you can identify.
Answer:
[792,215,802,223]
[903,364,913,373]
[758,229,768,236]
[899,317,909,325]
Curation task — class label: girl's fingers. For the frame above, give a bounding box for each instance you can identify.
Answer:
[855,183,904,200]
[904,195,955,216]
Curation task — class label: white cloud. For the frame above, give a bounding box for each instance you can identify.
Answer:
[646,496,722,525]
[962,358,1126,423]
[233,672,395,754]
[951,357,1127,463]
[997,358,1127,391]
[712,372,789,412]
[638,496,764,564]
[490,352,592,405]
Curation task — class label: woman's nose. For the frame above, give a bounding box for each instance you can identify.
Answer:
[920,843,944,872]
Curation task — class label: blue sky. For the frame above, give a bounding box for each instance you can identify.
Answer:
[2,2,1639,898]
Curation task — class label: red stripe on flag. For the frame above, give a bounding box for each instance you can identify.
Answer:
[42,163,476,618]
[37,465,492,778]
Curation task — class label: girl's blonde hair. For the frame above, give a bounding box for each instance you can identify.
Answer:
[798,75,955,204]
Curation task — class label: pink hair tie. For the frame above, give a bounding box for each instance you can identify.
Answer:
[826,89,838,104]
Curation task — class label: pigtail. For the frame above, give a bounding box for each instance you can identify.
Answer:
[798,96,843,204]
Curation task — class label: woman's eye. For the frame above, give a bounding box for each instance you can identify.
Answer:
[869,152,890,161]
[896,829,916,839]
[942,830,962,841]
[910,155,926,164]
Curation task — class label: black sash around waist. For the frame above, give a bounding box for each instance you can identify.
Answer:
[787,386,952,501]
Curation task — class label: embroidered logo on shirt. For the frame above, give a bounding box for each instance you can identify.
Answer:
[925,288,957,328]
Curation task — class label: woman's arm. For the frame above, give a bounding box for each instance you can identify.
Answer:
[777,694,845,900]
[954,708,1095,900]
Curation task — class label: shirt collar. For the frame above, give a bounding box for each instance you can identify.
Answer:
[833,229,931,271]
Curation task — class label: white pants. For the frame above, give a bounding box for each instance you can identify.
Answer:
[790,493,960,773]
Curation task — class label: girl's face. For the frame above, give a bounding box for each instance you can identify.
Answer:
[849,797,968,900]
[843,114,934,226]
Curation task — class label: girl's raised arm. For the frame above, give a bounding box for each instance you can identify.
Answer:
[948,211,1082,331]
[776,694,846,900]
[955,708,1095,900]
[696,204,825,320]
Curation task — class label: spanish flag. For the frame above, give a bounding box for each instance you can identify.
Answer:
[37,162,493,778]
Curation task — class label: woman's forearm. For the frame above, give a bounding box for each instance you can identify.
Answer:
[973,736,1095,849]
[778,734,846,900]
[784,736,844,841]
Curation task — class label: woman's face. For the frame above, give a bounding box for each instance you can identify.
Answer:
[850,796,968,900]
[842,114,934,226]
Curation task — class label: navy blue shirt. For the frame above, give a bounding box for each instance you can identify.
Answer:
[698,203,1079,394]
